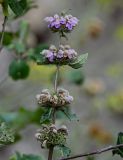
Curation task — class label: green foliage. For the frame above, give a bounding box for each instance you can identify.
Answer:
[0,107,44,143]
[58,145,71,157]
[1,0,9,16]
[40,107,78,125]
[8,0,36,17]
[60,107,79,121]
[0,0,36,17]
[8,21,29,54]
[112,132,123,157]
[28,44,49,61]
[0,122,14,146]
[10,152,44,160]
[0,32,16,46]
[69,53,88,69]
[68,70,85,85]
[9,60,30,80]
[40,108,53,124]
[0,107,43,130]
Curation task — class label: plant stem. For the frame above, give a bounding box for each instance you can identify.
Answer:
[48,64,60,160]
[52,108,56,124]
[48,146,54,160]
[0,16,7,52]
[54,65,60,92]
[59,143,123,160]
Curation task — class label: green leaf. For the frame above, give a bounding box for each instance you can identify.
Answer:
[8,0,26,16]
[13,41,26,54]
[19,21,29,44]
[9,60,30,80]
[112,132,123,157]
[0,122,14,146]
[0,107,44,144]
[0,107,43,131]
[61,107,79,121]
[9,152,44,160]
[58,145,71,157]
[8,0,36,17]
[29,44,49,61]
[40,108,53,124]
[0,32,16,46]
[69,53,88,69]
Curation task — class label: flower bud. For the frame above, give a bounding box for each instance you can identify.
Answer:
[35,133,41,140]
[42,140,47,148]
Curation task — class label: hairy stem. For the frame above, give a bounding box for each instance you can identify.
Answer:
[0,16,7,52]
[48,64,60,160]
[48,146,54,160]
[59,143,123,160]
[54,65,60,92]
[52,108,56,124]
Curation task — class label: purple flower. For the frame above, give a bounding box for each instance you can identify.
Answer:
[67,49,75,59]
[70,17,79,26]
[45,14,79,32]
[60,17,66,24]
[66,23,73,30]
[54,14,59,19]
[46,51,54,62]
[57,50,64,58]
[54,21,61,28]
[50,20,61,28]
[65,95,73,103]
[44,17,54,22]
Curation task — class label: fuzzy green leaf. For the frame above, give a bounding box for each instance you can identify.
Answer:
[0,107,43,131]
[58,145,71,157]
[0,122,14,146]
[112,132,123,157]
[29,44,48,61]
[9,60,30,80]
[0,32,16,46]
[61,107,79,121]
[69,53,88,69]
[40,108,53,124]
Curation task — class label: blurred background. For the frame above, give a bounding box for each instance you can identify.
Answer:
[1,0,123,160]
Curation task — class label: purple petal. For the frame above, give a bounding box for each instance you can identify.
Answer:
[66,23,73,30]
[46,51,54,62]
[44,17,54,22]
[60,17,66,24]
[67,49,75,59]
[57,50,64,58]
[65,96,73,103]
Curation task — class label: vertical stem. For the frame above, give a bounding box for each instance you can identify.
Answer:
[0,16,7,52]
[48,65,60,160]
[48,146,54,160]
[54,65,60,92]
[52,108,56,124]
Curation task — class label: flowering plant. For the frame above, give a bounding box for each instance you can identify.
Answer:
[35,12,88,160]
[44,14,79,34]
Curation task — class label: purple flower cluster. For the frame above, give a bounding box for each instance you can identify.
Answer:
[41,45,77,63]
[44,14,79,32]
[36,88,73,107]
